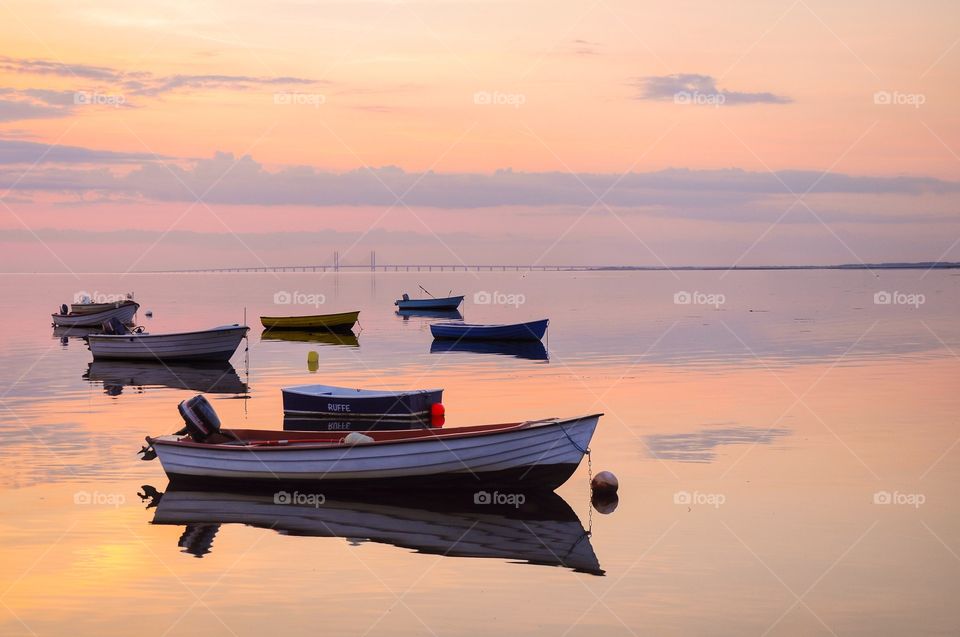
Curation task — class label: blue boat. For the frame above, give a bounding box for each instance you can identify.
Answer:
[282,384,443,419]
[430,319,549,342]
[394,294,464,311]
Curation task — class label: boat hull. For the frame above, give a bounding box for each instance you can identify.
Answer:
[282,384,443,419]
[394,296,464,310]
[87,325,248,361]
[260,311,359,332]
[150,414,600,492]
[430,319,549,341]
[51,302,139,327]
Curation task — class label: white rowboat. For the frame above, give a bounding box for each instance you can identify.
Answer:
[87,325,249,362]
[148,413,601,491]
[52,301,139,327]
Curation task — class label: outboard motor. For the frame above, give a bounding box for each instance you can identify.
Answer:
[60,304,68,315]
[176,395,222,442]
[402,293,410,301]
[101,317,129,335]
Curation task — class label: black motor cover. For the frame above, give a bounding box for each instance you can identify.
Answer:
[101,317,129,335]
[60,304,68,315]
[177,395,222,442]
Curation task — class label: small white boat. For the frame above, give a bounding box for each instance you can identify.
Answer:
[51,301,139,327]
[87,325,249,362]
[147,396,600,491]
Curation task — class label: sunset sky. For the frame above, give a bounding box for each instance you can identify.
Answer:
[0,0,958,271]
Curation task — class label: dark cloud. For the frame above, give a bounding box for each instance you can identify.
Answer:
[0,139,170,165]
[634,73,792,105]
[0,142,956,215]
[0,55,319,116]
[0,56,119,81]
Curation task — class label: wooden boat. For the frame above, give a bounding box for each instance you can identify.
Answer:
[260,330,359,347]
[71,299,133,315]
[147,486,603,574]
[394,293,464,310]
[431,319,549,341]
[282,384,443,419]
[147,397,600,490]
[51,301,139,327]
[260,311,359,333]
[430,339,549,361]
[87,324,248,362]
[84,360,247,395]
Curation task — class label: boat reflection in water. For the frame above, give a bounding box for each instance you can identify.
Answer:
[144,485,603,574]
[430,339,549,362]
[395,309,463,321]
[283,415,439,432]
[260,329,359,347]
[84,360,248,396]
[53,325,103,346]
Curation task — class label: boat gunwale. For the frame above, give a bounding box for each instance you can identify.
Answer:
[431,319,549,329]
[260,311,360,325]
[149,413,602,452]
[87,325,249,340]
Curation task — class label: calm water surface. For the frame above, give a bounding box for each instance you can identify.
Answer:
[1,270,958,636]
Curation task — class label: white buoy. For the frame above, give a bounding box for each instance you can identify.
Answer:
[341,432,374,445]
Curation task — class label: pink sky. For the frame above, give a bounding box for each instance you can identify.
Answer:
[0,0,958,271]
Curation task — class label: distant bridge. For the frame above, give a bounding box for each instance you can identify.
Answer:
[155,264,599,273]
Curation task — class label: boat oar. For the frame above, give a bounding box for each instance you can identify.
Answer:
[418,284,436,299]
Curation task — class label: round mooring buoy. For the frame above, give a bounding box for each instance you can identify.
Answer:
[591,470,619,495]
[307,350,319,372]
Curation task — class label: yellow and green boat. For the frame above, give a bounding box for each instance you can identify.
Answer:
[260,310,359,333]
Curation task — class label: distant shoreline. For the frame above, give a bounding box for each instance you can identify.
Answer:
[146,261,960,273]
[2,262,958,275]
